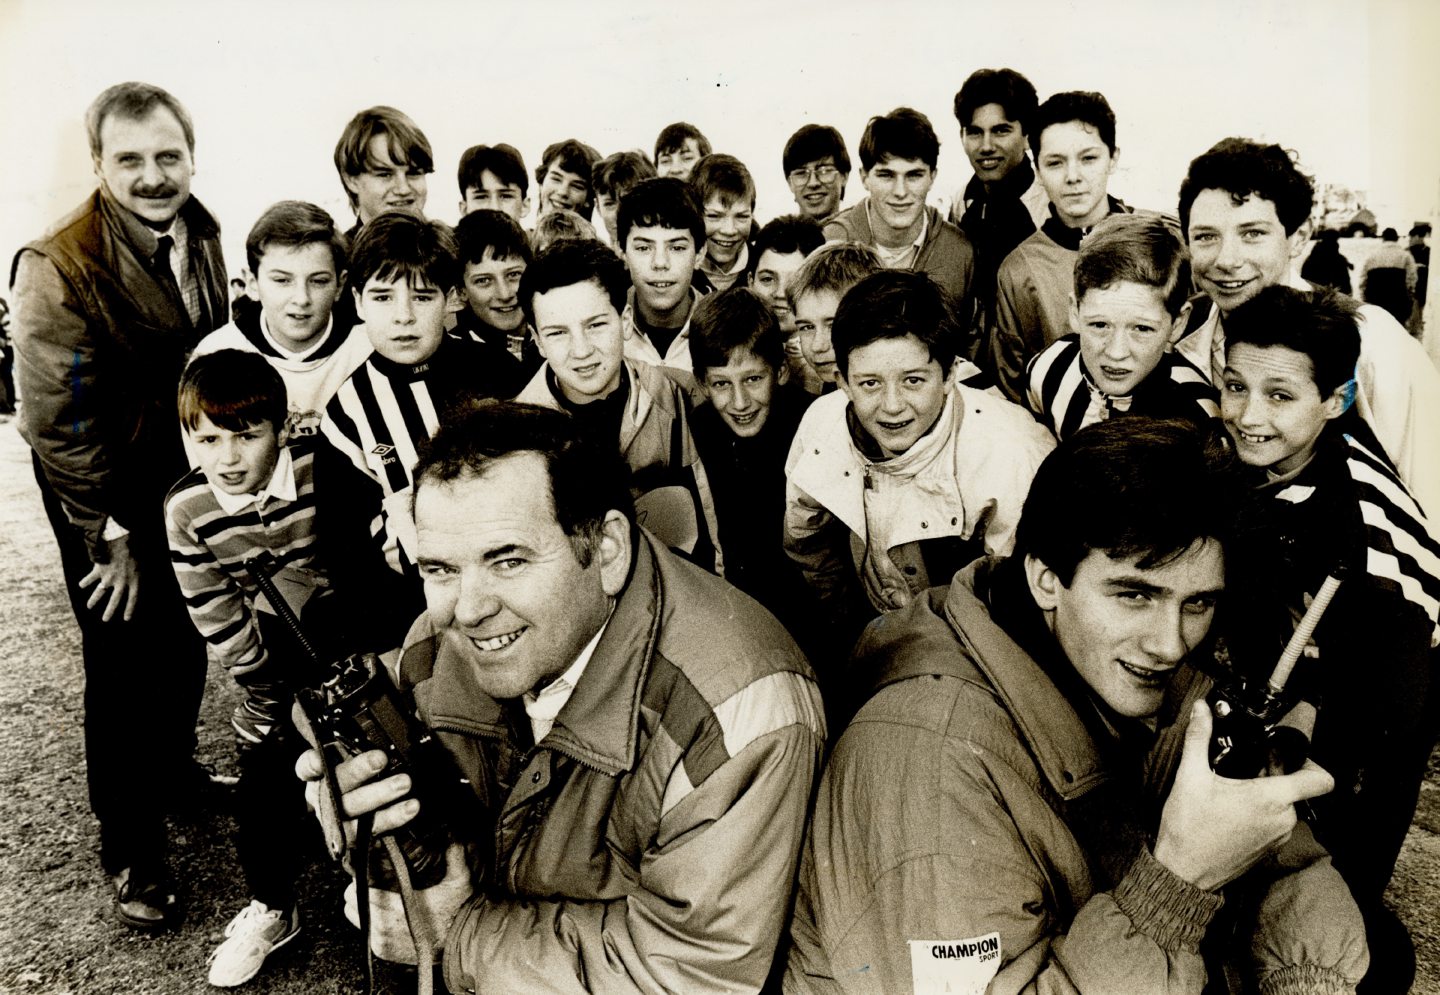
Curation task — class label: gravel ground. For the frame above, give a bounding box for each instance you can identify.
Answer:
[0,416,1436,994]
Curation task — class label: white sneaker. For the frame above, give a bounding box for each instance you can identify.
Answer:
[207,900,301,987]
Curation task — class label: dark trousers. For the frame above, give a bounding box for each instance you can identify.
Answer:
[235,717,310,910]
[33,454,206,875]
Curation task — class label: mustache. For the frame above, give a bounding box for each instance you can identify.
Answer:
[131,183,180,198]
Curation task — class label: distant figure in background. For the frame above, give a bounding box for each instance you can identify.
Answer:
[456,143,531,224]
[531,208,597,254]
[654,121,711,181]
[1300,229,1353,295]
[592,150,656,247]
[1407,223,1430,337]
[782,124,851,224]
[1360,227,1417,325]
[0,296,14,415]
[332,106,433,236]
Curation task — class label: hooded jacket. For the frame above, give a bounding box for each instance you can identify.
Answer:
[785,559,1368,995]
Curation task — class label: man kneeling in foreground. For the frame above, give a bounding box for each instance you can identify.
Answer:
[301,399,825,993]
[785,417,1368,994]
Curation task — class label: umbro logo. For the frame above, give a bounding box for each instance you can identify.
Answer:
[371,444,394,457]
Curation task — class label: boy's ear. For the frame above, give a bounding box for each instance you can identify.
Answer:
[1067,293,1080,336]
[457,199,468,218]
[776,359,791,386]
[1321,381,1350,421]
[275,419,291,447]
[1288,218,1313,260]
[243,266,260,301]
[1023,554,1064,612]
[1167,299,1193,347]
[335,269,348,298]
[520,196,532,221]
[445,287,465,314]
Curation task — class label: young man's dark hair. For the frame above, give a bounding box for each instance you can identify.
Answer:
[616,177,705,251]
[747,216,825,279]
[1028,91,1117,157]
[1015,417,1238,586]
[518,237,630,329]
[1177,138,1314,237]
[654,122,712,163]
[952,67,1038,132]
[782,125,852,177]
[244,200,350,278]
[592,150,657,200]
[333,106,435,212]
[454,209,533,268]
[457,143,529,198]
[348,213,460,295]
[1224,285,1360,396]
[857,107,940,171]
[415,399,635,564]
[831,270,958,377]
[177,349,288,435]
[689,287,786,373]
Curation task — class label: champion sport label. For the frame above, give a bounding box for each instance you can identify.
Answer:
[908,933,1002,994]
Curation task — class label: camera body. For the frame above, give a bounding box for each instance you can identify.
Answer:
[1208,675,1309,778]
[296,653,468,890]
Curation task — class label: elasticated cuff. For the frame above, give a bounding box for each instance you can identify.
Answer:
[1258,963,1358,995]
[1111,847,1225,953]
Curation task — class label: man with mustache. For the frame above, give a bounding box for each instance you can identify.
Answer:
[9,81,228,929]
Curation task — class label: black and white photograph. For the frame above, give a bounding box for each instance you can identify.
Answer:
[0,0,1436,991]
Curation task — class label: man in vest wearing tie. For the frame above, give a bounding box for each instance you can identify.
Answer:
[10,81,227,930]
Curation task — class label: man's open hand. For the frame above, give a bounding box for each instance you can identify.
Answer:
[79,533,140,622]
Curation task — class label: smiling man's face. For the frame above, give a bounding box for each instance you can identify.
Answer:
[415,453,628,701]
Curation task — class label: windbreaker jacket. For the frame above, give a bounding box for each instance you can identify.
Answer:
[823,202,975,312]
[783,383,1053,614]
[518,358,725,576]
[785,560,1369,995]
[394,530,827,994]
[11,189,227,556]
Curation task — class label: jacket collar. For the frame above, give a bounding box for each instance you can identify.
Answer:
[963,157,1037,211]
[97,186,220,258]
[1039,195,1130,251]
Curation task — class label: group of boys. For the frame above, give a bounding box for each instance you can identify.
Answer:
[9,72,1440,995]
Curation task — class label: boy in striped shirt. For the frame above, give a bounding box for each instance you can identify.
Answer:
[322,213,513,579]
[1219,284,1439,991]
[1024,213,1218,441]
[165,351,349,986]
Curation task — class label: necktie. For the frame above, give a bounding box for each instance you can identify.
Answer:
[153,234,182,300]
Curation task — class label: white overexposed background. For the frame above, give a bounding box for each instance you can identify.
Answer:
[1,0,1436,340]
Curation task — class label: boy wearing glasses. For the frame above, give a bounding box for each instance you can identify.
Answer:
[783,124,851,223]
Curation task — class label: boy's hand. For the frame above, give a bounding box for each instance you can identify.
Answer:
[296,747,420,843]
[1153,700,1334,891]
[79,533,140,622]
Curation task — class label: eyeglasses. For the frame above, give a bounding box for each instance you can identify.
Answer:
[787,165,841,186]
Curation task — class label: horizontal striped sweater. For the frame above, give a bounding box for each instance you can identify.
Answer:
[165,444,324,677]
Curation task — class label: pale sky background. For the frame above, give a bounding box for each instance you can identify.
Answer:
[1,0,1436,309]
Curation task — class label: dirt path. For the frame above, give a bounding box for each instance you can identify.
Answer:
[0,417,1436,994]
